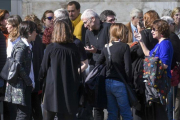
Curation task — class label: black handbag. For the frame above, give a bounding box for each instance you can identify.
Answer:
[85,64,107,108]
[107,44,141,110]
[0,49,20,84]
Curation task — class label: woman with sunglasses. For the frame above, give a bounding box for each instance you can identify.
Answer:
[4,21,37,120]
[41,10,54,46]
[161,15,180,120]
[41,10,54,31]
[134,19,173,120]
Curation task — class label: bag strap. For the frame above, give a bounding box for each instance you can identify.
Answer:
[152,46,159,57]
[106,44,128,85]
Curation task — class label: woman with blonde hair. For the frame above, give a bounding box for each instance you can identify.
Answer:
[171,7,180,38]
[39,20,80,120]
[96,23,132,120]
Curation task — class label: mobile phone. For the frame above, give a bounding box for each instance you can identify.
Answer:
[139,21,144,28]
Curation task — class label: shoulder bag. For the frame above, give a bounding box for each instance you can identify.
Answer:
[0,48,20,84]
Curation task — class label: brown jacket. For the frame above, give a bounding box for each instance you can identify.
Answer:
[125,22,133,46]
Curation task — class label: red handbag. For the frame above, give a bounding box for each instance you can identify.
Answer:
[171,65,180,86]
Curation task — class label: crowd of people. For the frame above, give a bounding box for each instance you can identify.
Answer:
[0,1,180,120]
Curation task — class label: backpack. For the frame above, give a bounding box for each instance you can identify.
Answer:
[143,56,171,105]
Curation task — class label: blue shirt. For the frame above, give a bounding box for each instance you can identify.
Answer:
[131,22,138,42]
[149,39,173,78]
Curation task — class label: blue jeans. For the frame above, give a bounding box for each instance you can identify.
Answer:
[167,86,177,120]
[105,79,132,120]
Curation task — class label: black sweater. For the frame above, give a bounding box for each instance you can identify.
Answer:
[169,32,180,69]
[85,22,111,65]
[96,42,132,84]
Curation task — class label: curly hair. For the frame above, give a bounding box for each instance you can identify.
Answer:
[152,19,170,38]
[24,14,42,34]
[144,10,160,28]
[7,15,22,42]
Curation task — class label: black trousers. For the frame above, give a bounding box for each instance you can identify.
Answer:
[43,109,76,120]
[14,86,32,120]
[30,92,43,120]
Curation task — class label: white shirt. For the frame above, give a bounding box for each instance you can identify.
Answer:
[21,38,35,88]
[6,37,21,58]
[131,22,138,42]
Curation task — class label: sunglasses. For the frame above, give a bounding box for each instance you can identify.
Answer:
[46,17,53,20]
[152,28,158,31]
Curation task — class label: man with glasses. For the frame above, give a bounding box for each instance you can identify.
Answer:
[126,8,143,45]
[100,10,117,23]
[81,9,111,120]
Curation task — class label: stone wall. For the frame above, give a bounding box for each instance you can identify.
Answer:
[21,0,180,24]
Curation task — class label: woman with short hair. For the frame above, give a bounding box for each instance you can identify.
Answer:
[134,19,173,120]
[4,21,37,120]
[39,20,80,120]
[96,23,132,120]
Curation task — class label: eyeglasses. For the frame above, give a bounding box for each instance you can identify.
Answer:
[152,28,158,31]
[136,17,143,20]
[83,19,91,25]
[46,17,53,20]
[171,23,175,26]
[107,18,117,23]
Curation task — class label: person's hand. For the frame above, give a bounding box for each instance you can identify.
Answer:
[134,31,142,42]
[84,45,97,53]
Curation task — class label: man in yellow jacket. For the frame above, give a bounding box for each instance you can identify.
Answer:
[67,1,84,41]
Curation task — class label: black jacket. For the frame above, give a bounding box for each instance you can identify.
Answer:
[85,22,111,65]
[39,43,80,114]
[0,30,6,101]
[32,35,44,92]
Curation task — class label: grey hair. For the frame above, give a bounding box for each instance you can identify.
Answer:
[81,9,99,20]
[130,8,143,18]
[161,9,172,17]
[54,8,69,19]
[161,16,174,25]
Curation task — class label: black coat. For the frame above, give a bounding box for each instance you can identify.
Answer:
[169,32,180,69]
[39,43,80,114]
[32,35,44,92]
[0,30,6,101]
